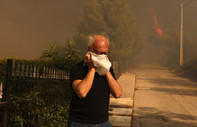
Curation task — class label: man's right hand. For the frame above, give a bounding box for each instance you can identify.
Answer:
[72,53,96,98]
[85,53,95,69]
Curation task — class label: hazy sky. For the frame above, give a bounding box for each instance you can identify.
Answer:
[0,0,86,59]
[0,0,197,59]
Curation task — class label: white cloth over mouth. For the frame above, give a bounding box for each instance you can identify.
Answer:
[87,52,111,76]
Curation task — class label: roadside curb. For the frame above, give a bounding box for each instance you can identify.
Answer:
[109,72,136,127]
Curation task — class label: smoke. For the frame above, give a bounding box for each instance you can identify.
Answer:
[0,0,86,59]
[1,0,197,62]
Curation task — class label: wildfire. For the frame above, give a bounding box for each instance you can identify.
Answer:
[153,16,163,36]
[148,7,166,37]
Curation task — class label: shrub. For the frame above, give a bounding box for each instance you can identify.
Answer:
[0,58,78,127]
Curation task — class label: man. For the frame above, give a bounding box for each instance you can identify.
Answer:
[69,35,122,127]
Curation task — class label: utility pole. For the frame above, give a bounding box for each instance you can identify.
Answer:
[180,3,183,66]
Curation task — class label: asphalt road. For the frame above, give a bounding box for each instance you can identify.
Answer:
[131,63,197,127]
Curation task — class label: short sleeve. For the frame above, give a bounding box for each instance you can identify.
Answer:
[70,63,85,86]
[109,67,117,80]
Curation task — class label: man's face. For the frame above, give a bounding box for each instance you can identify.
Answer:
[90,36,109,56]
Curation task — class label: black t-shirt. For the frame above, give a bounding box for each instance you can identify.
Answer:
[69,61,116,124]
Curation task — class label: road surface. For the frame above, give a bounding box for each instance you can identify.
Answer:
[131,63,197,127]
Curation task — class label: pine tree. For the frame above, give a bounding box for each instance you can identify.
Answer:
[76,0,141,61]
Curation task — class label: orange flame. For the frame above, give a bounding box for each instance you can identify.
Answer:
[148,6,166,37]
[153,16,163,36]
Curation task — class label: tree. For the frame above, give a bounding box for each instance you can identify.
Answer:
[40,41,60,60]
[76,0,141,61]
[40,40,82,69]
[61,39,80,59]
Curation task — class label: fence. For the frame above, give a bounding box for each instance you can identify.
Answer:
[0,59,71,127]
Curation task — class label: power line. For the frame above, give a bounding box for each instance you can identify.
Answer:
[172,0,194,21]
[163,0,195,28]
[183,0,195,6]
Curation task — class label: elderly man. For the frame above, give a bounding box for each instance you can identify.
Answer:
[68,35,121,127]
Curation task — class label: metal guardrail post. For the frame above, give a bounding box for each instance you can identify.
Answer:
[2,59,12,127]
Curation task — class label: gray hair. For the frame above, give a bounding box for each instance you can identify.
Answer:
[88,35,110,47]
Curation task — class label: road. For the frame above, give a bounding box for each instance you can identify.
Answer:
[131,63,197,127]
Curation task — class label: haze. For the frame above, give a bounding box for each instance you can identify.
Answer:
[0,0,197,61]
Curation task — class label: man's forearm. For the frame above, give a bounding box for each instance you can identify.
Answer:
[106,71,122,98]
[72,68,95,98]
